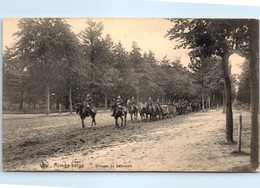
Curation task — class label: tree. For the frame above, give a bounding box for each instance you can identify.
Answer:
[3,47,26,111]
[80,19,104,96]
[129,42,143,67]
[189,56,222,110]
[248,19,259,171]
[14,18,82,114]
[167,19,251,143]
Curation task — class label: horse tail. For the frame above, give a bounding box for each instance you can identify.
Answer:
[124,109,127,126]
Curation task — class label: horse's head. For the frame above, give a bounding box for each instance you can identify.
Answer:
[75,103,83,114]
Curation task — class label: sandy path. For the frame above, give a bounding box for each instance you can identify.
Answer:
[6,110,251,172]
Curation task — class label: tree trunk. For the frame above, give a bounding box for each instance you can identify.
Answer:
[19,89,24,111]
[223,87,226,113]
[46,83,50,115]
[59,103,62,114]
[222,53,233,143]
[69,84,73,114]
[56,100,59,110]
[201,86,205,111]
[249,19,259,170]
[208,94,211,109]
[104,92,108,110]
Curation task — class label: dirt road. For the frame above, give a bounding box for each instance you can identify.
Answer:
[3,109,252,172]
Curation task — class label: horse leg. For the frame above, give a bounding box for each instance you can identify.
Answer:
[120,116,123,127]
[91,114,96,126]
[94,116,96,125]
[91,117,94,126]
[81,119,85,128]
[124,113,127,127]
[115,118,119,128]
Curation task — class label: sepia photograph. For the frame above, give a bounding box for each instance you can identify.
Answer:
[2,18,259,172]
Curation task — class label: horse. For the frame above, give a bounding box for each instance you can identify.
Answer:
[153,104,163,120]
[138,102,147,121]
[127,99,138,121]
[169,104,177,117]
[160,105,170,119]
[146,104,155,121]
[111,102,127,128]
[75,103,97,128]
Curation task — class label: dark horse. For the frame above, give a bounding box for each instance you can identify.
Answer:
[111,102,127,128]
[146,104,155,121]
[75,103,97,128]
[127,100,138,121]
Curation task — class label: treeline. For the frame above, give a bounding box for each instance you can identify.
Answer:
[237,60,251,104]
[4,18,225,114]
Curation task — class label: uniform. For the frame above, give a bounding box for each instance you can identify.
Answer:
[84,94,92,110]
[147,98,153,107]
[116,98,123,106]
[112,97,123,116]
[130,98,137,109]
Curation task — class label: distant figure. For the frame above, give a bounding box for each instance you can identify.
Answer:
[161,98,164,105]
[156,98,160,105]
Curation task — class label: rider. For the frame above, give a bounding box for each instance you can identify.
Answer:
[147,97,153,107]
[131,96,137,108]
[156,98,162,111]
[156,98,160,105]
[84,94,92,111]
[112,95,124,116]
[161,98,164,105]
[172,99,176,107]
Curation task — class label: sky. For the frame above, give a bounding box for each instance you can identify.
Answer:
[2,18,244,74]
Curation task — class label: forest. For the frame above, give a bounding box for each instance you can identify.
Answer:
[3,18,249,114]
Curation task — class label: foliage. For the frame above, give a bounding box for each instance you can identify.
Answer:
[3,18,238,113]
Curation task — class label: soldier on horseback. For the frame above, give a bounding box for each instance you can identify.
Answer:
[131,96,137,107]
[147,97,153,107]
[112,95,124,117]
[156,98,162,113]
